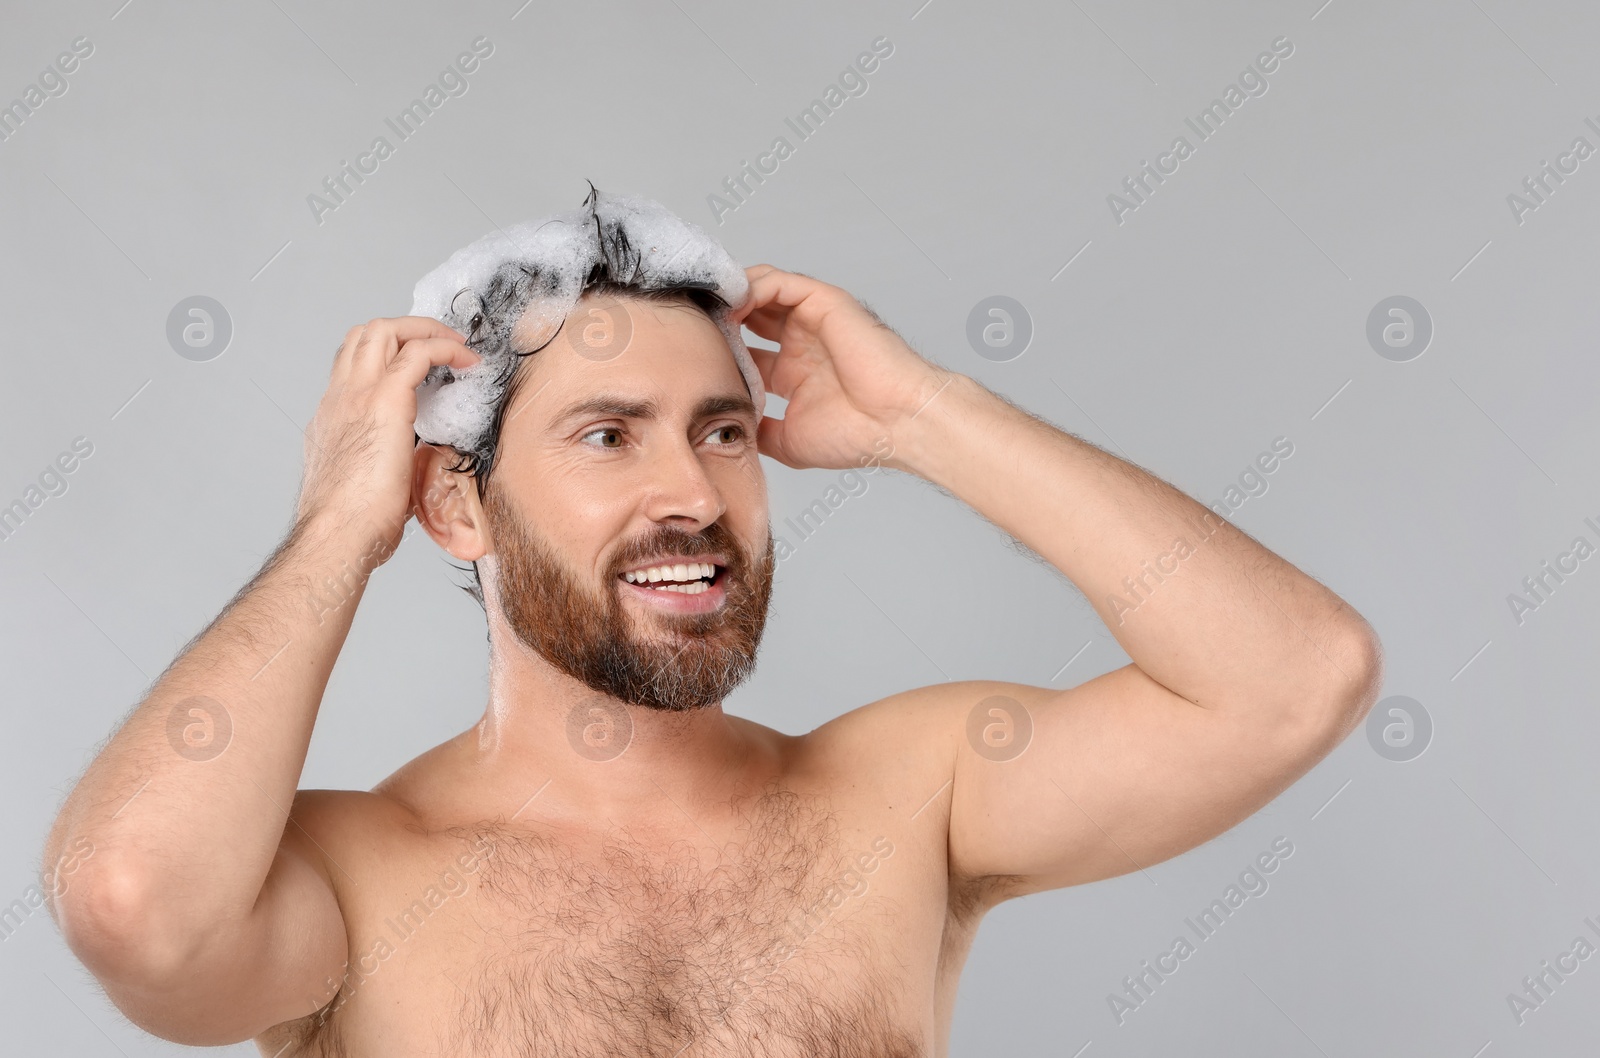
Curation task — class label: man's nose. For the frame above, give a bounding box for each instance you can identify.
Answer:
[642,438,726,526]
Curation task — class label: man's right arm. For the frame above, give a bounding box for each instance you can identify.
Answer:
[40,317,478,1045]
[41,520,369,1042]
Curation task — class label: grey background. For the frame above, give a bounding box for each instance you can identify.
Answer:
[1,0,1595,1054]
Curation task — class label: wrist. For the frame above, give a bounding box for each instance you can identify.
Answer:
[271,517,398,628]
[882,371,993,484]
[287,508,404,574]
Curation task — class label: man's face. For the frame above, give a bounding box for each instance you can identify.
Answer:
[479,292,774,712]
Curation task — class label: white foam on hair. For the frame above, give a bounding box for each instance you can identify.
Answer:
[407,188,763,459]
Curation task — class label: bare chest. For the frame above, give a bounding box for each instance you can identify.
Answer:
[273,789,931,1058]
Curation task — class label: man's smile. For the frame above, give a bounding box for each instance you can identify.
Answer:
[618,561,729,612]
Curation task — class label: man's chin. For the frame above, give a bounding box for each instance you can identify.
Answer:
[600,635,758,713]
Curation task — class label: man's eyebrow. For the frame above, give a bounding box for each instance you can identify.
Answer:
[549,392,758,429]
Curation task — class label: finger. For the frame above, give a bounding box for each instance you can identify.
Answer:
[755,415,798,469]
[349,316,469,375]
[743,263,781,287]
[739,305,786,344]
[354,316,470,371]
[330,324,366,383]
[731,266,799,325]
[384,336,481,383]
[740,269,839,335]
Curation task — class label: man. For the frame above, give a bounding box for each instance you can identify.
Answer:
[43,192,1382,1057]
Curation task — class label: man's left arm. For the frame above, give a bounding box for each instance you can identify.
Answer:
[895,372,1383,897]
[733,264,1382,900]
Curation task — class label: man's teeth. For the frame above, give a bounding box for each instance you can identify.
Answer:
[622,562,716,590]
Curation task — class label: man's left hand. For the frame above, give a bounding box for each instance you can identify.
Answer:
[731,265,956,472]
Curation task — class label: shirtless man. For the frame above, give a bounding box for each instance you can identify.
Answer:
[43,255,1383,1056]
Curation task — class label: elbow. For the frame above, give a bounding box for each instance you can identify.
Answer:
[54,856,210,989]
[1260,620,1384,761]
[55,860,256,1045]
[1315,619,1386,745]
[1340,619,1385,719]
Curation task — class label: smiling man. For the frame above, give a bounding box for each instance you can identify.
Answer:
[43,191,1382,1057]
[466,289,777,722]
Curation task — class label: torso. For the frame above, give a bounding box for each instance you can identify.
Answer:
[256,703,992,1058]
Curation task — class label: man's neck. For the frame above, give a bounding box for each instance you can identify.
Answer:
[454,638,759,833]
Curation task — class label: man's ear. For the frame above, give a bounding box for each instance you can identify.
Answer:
[411,441,490,561]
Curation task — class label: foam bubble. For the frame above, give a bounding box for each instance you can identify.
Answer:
[408,187,763,460]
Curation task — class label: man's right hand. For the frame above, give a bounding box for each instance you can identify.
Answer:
[294,317,479,556]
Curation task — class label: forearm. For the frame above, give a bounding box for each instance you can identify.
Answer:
[892,373,1377,714]
[45,514,380,964]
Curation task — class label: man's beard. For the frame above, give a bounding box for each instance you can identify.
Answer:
[482,484,775,713]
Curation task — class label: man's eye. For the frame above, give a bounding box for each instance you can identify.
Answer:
[581,427,624,448]
[707,425,746,445]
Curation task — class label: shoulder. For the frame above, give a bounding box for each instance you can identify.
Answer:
[282,788,423,866]
[285,739,465,867]
[804,678,1053,747]
[784,679,1052,803]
